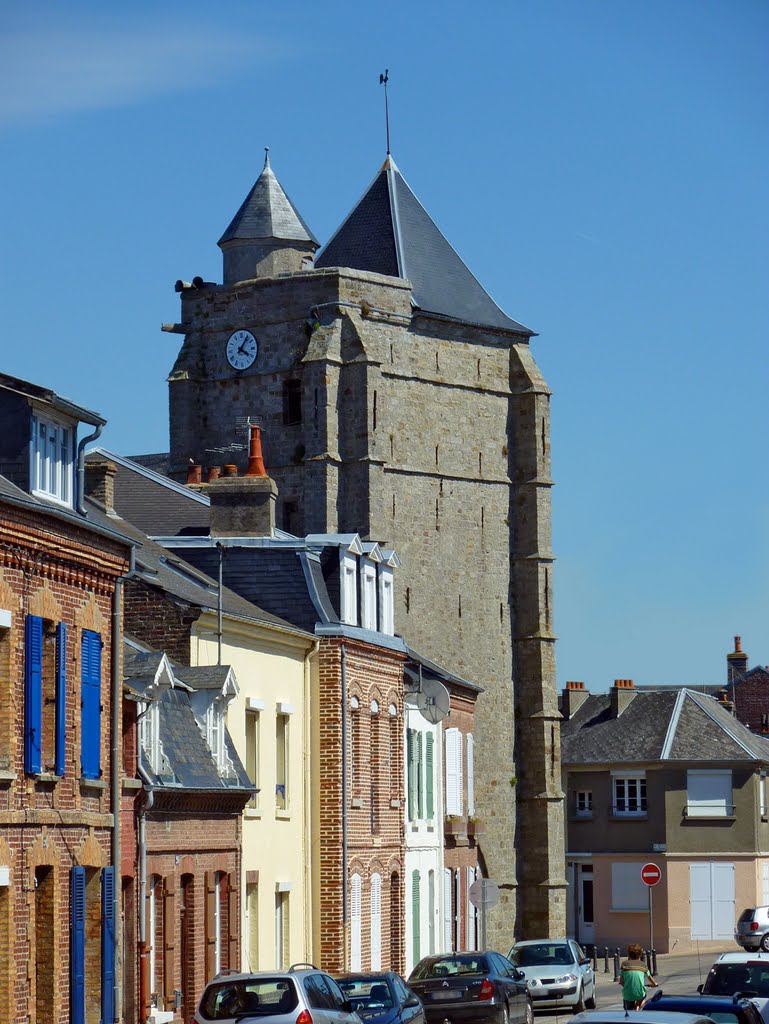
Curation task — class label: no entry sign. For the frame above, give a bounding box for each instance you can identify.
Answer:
[641,863,662,886]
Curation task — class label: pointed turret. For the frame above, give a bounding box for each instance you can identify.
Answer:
[316,155,532,334]
[218,149,319,285]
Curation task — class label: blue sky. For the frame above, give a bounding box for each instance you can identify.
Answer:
[1,0,767,689]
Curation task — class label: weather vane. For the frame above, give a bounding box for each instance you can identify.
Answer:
[379,69,391,155]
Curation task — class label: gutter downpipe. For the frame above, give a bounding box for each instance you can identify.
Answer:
[111,544,136,1024]
[76,422,104,515]
[138,764,155,1022]
[341,642,349,970]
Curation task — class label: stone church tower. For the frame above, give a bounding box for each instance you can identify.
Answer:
[167,151,565,943]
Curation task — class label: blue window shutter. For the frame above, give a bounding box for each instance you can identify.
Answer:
[55,622,67,776]
[81,630,102,779]
[101,867,115,1024]
[24,615,43,774]
[71,866,86,1024]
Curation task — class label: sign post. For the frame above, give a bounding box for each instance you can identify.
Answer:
[641,863,662,954]
[468,878,500,951]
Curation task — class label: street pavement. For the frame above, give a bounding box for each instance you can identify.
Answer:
[534,946,735,1024]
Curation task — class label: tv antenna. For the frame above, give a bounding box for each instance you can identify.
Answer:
[379,69,391,155]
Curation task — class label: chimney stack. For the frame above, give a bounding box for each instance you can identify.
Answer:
[84,458,118,514]
[727,636,748,686]
[610,678,636,717]
[206,429,277,538]
[561,681,589,720]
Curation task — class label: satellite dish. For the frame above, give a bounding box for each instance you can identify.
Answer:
[416,679,450,724]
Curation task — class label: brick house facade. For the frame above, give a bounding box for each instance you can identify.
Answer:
[725,636,769,736]
[313,637,406,974]
[0,387,132,1024]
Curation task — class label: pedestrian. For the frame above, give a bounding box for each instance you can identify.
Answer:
[618,943,657,1010]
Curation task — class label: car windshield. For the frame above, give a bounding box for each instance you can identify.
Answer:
[336,978,394,1014]
[705,965,769,998]
[199,979,299,1020]
[510,944,574,968]
[411,956,490,979]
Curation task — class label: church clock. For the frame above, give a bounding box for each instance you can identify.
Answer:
[225,329,257,370]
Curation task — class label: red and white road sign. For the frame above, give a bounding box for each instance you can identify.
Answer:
[641,863,662,886]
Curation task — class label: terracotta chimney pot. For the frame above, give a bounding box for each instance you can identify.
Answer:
[245,424,267,477]
[186,464,202,485]
[207,466,222,482]
[223,464,238,477]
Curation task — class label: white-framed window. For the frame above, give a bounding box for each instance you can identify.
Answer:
[378,567,395,635]
[445,728,463,816]
[30,413,74,506]
[612,772,646,816]
[428,870,435,954]
[466,867,478,950]
[761,774,767,819]
[138,700,162,774]
[610,862,648,911]
[206,701,225,769]
[370,873,382,970]
[466,733,475,816]
[576,790,593,817]
[246,881,259,971]
[361,560,378,630]
[350,873,362,971]
[340,553,358,626]
[246,709,260,809]
[443,868,453,952]
[148,873,161,997]
[275,888,290,969]
[687,769,733,817]
[276,713,289,811]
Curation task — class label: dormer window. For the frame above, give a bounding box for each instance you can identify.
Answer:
[361,560,377,630]
[30,413,74,506]
[340,553,358,626]
[206,701,225,768]
[378,566,395,635]
[138,699,164,775]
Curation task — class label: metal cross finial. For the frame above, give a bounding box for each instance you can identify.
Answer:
[379,69,390,155]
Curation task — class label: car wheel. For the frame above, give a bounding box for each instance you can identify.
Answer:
[761,934,769,952]
[524,998,534,1024]
[585,984,596,1011]
[572,985,586,1013]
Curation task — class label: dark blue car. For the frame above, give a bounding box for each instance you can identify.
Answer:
[335,973,425,1024]
[643,991,764,1024]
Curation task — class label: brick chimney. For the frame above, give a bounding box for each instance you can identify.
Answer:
[84,458,117,513]
[206,425,277,538]
[610,679,636,717]
[561,681,589,720]
[727,636,748,686]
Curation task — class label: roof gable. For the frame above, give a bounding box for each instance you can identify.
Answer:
[316,156,532,335]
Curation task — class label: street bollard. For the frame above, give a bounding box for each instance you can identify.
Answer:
[613,949,620,982]
[592,946,598,971]
[645,949,651,972]
[604,947,610,973]
[652,949,658,976]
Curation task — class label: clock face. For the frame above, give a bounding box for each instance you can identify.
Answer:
[226,330,258,370]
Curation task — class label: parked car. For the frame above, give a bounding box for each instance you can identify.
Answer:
[195,964,364,1024]
[508,938,597,1013]
[567,1013,717,1024]
[643,991,764,1024]
[407,951,532,1024]
[736,909,769,952]
[334,972,424,1024]
[699,953,769,1023]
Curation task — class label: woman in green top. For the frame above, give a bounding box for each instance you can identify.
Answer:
[619,944,658,1010]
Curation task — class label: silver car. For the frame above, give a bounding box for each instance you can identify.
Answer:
[737,908,769,952]
[195,965,364,1024]
[508,939,596,1013]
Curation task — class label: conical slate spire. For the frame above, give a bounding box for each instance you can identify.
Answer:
[219,149,318,247]
[316,155,532,335]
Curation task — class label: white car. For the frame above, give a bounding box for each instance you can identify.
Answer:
[699,951,769,1024]
[508,939,597,1013]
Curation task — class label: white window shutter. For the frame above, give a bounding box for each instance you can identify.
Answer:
[466,733,475,816]
[445,729,461,816]
[351,873,362,970]
[370,873,382,970]
[443,868,453,952]
[466,867,477,949]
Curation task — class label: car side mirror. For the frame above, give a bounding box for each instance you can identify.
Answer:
[697,985,703,994]
[343,1000,355,1013]
[514,969,526,981]
[404,996,421,1008]
[579,958,590,966]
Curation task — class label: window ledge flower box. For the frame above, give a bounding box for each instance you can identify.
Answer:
[444,815,468,836]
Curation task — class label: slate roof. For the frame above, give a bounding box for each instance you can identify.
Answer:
[219,152,319,248]
[562,688,769,766]
[0,370,105,426]
[315,155,532,335]
[87,448,209,537]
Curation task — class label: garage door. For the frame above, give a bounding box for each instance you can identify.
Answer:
[690,862,734,940]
